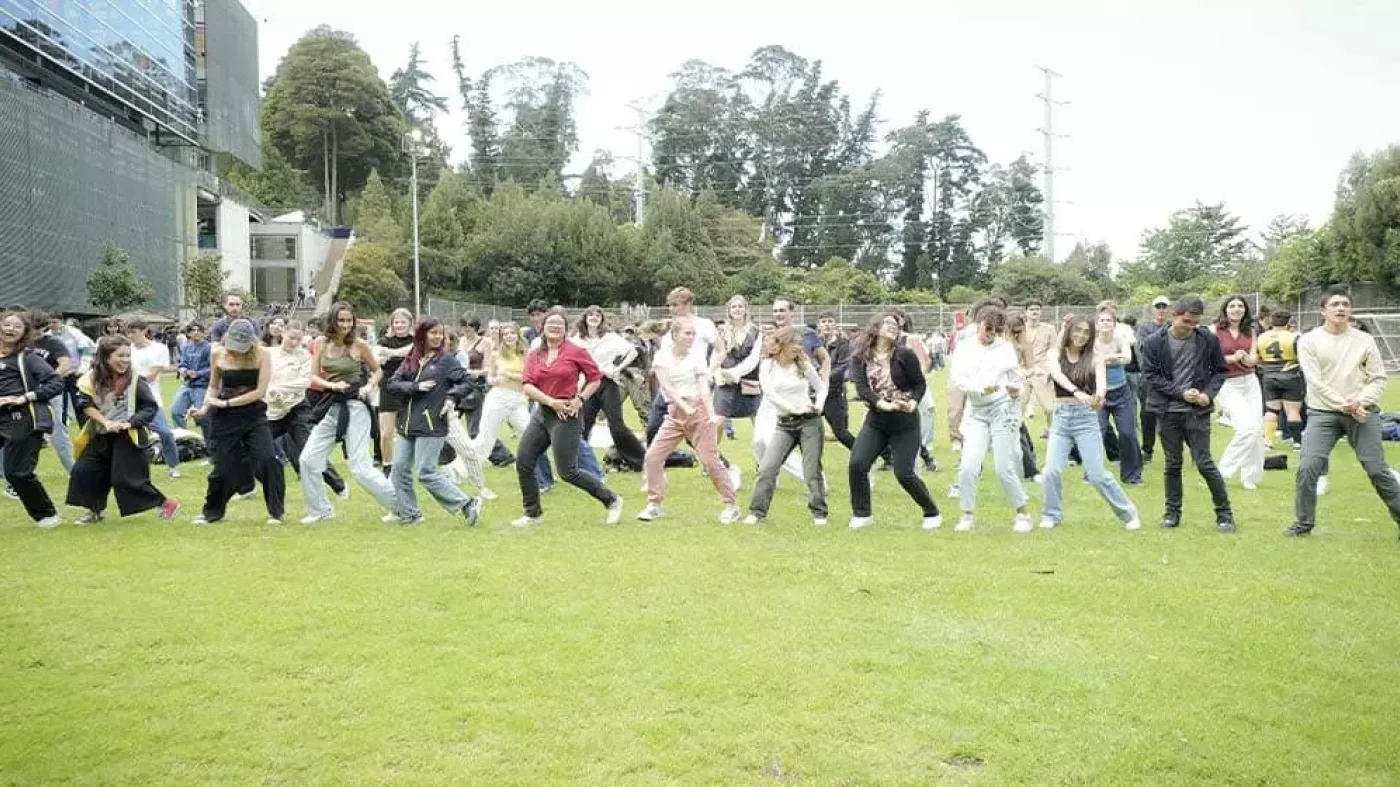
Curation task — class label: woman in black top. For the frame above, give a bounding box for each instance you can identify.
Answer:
[67,336,181,524]
[385,317,480,525]
[376,308,415,468]
[189,318,286,525]
[0,309,65,527]
[846,312,940,530]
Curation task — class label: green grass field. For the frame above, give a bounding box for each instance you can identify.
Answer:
[3,373,1400,785]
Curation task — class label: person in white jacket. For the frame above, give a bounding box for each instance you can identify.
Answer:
[743,327,829,525]
[571,306,647,470]
[950,306,1033,532]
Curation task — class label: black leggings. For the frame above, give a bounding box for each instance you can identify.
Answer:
[822,388,857,451]
[582,379,646,469]
[516,408,616,518]
[848,411,939,518]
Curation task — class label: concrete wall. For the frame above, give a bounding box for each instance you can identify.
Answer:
[300,225,331,291]
[217,198,252,290]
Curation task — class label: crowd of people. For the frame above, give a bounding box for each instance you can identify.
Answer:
[1,284,1397,539]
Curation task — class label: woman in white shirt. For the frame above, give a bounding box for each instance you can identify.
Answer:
[266,321,349,500]
[571,306,646,470]
[743,327,829,525]
[950,306,1033,532]
[637,317,739,524]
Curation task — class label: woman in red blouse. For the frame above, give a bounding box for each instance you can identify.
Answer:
[1210,295,1264,490]
[514,308,623,527]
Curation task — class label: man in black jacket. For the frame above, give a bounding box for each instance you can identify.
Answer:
[1139,296,1236,532]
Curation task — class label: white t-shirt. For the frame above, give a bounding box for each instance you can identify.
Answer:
[653,346,710,401]
[131,341,169,407]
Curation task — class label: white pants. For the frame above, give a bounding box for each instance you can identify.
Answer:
[918,388,936,454]
[1216,374,1264,486]
[474,387,530,458]
[446,415,488,492]
[753,401,804,479]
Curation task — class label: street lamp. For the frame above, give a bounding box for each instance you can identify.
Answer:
[402,128,425,317]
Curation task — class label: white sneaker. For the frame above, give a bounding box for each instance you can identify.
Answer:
[605,497,624,525]
[512,515,542,528]
[718,505,740,525]
[1039,517,1058,529]
[1390,468,1400,485]
[1013,513,1034,533]
[848,516,873,530]
[381,513,400,524]
[743,513,761,525]
[266,518,283,526]
[921,515,943,531]
[168,468,182,479]
[336,487,351,501]
[813,517,828,527]
[35,515,62,529]
[232,490,256,502]
[1032,473,1044,484]
[299,511,334,525]
[1242,480,1258,491]
[637,503,664,521]
[948,484,960,500]
[479,487,499,501]
[192,515,211,526]
[727,463,742,492]
[955,515,975,532]
[1124,516,1142,531]
[1317,476,1329,496]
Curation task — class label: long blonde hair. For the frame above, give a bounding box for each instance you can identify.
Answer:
[495,322,521,360]
[720,295,754,351]
[766,326,811,374]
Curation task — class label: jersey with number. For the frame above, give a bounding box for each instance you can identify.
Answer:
[1255,328,1299,374]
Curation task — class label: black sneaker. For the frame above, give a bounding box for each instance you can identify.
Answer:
[490,455,516,469]
[1283,524,1313,537]
[1160,517,1180,529]
[1217,519,1237,534]
[1142,452,1154,464]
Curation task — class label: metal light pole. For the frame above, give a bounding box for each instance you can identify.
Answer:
[404,129,424,317]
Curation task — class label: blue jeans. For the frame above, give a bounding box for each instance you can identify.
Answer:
[149,409,180,470]
[1099,384,1142,483]
[391,434,470,520]
[300,399,399,517]
[48,408,74,472]
[1042,403,1138,525]
[171,385,209,439]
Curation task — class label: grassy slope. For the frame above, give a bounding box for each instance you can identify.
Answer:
[2,373,1398,785]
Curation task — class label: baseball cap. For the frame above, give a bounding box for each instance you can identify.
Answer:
[225,318,257,353]
[1152,296,1171,307]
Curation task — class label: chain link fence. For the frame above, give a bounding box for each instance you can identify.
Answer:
[1294,284,1400,373]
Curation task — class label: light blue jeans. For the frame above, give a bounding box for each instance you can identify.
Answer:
[391,434,471,520]
[957,396,1028,514]
[149,409,180,470]
[1041,403,1138,525]
[48,407,74,472]
[299,399,398,517]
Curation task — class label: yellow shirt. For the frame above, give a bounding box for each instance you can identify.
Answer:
[1254,328,1299,373]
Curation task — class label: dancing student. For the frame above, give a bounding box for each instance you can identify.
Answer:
[743,326,829,526]
[1094,308,1143,485]
[945,297,1003,499]
[1136,296,1173,462]
[638,316,739,523]
[189,319,286,525]
[1210,295,1264,490]
[435,329,494,500]
[645,288,719,445]
[1039,316,1141,530]
[572,306,648,471]
[1286,288,1400,538]
[125,321,183,479]
[25,311,75,472]
[67,336,181,525]
[1138,297,1235,533]
[171,322,212,443]
[1256,309,1305,450]
[1004,313,1040,481]
[473,322,531,461]
[265,321,349,500]
[712,295,763,484]
[846,313,941,531]
[751,298,827,484]
[514,308,624,528]
[816,311,857,451]
[895,310,938,472]
[1020,301,1060,428]
[299,303,400,524]
[375,308,415,469]
[950,306,1033,533]
[0,309,65,527]
[384,318,483,526]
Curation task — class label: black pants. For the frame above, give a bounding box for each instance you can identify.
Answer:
[1159,410,1232,521]
[848,411,939,518]
[204,407,286,521]
[645,392,668,446]
[582,378,646,469]
[1019,423,1038,479]
[821,387,857,451]
[66,432,165,516]
[1139,378,1159,459]
[516,408,617,518]
[269,403,346,495]
[0,426,56,521]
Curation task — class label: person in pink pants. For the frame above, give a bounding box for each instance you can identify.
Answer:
[637,316,740,524]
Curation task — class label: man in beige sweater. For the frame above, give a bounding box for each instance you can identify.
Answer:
[1287,288,1400,538]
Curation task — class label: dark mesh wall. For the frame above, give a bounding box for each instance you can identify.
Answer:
[201,0,260,168]
[0,71,194,314]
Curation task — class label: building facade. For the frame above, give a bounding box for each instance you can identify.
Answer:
[0,0,260,315]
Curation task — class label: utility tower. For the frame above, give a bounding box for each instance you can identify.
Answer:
[1035,66,1068,262]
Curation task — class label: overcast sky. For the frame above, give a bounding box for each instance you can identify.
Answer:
[242,0,1400,262]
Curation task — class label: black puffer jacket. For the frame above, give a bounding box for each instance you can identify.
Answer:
[0,350,66,434]
[386,351,472,438]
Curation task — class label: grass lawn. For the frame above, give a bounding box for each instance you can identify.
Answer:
[3,372,1400,785]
